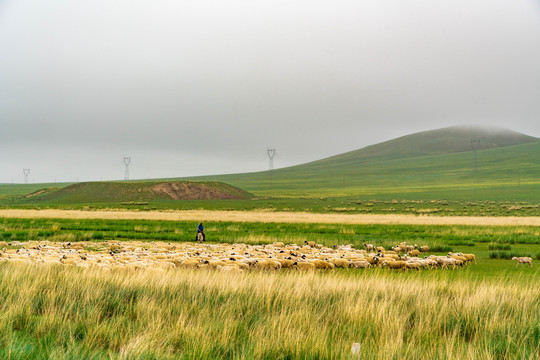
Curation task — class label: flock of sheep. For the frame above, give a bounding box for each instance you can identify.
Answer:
[0,240,480,273]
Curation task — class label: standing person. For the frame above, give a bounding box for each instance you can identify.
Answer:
[197,222,205,242]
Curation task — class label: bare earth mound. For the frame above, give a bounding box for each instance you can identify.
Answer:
[150,182,245,200]
[22,181,253,203]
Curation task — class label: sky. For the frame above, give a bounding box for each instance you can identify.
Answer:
[1,0,539,183]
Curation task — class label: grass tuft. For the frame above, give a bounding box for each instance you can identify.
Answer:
[488,243,512,251]
[488,251,533,259]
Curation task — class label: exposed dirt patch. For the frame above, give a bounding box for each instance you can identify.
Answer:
[150,182,247,200]
[24,190,49,198]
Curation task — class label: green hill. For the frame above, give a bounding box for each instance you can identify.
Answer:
[313,125,538,163]
[17,181,253,204]
[186,126,540,200]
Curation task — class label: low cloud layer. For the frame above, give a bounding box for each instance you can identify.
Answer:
[1,0,539,183]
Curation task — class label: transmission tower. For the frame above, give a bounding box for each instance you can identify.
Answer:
[470,139,480,172]
[267,148,276,171]
[23,168,30,184]
[123,157,131,180]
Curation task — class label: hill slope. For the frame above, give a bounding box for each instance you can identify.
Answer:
[313,125,538,164]
[187,126,540,198]
[20,181,253,204]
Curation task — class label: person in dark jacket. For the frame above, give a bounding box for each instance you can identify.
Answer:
[196,223,205,241]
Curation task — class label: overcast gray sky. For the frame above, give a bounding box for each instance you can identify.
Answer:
[1,0,539,183]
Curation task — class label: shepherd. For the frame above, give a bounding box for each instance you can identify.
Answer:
[196,222,205,242]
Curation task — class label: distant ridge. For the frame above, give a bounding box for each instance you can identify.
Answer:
[312,125,539,164]
[23,181,253,203]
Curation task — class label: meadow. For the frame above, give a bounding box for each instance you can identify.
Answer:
[2,217,540,257]
[4,193,540,218]
[1,215,539,359]
[0,261,538,359]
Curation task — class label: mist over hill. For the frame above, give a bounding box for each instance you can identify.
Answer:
[310,125,539,165]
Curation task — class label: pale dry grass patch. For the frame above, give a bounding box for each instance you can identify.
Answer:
[3,209,540,226]
[234,234,307,245]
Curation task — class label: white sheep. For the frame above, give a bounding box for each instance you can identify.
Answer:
[381,260,406,270]
[350,261,370,269]
[512,257,532,267]
[293,261,316,271]
[436,256,457,270]
[2,239,476,274]
[327,258,350,268]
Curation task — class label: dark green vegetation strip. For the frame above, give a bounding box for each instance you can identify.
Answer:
[3,197,540,217]
[2,217,540,246]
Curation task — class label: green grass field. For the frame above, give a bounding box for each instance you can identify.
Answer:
[0,216,539,359]
[1,217,539,275]
[3,197,540,218]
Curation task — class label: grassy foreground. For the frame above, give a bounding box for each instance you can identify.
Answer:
[0,263,538,359]
[1,216,539,358]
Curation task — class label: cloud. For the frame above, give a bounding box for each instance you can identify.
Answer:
[1,0,539,182]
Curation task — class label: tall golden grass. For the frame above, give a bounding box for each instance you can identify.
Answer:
[0,263,538,359]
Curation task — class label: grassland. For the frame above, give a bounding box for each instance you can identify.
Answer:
[0,214,539,358]
[0,260,538,359]
[1,216,539,270]
[4,195,540,218]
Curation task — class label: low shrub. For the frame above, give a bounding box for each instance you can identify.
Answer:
[449,241,475,247]
[488,243,511,251]
[489,251,532,259]
[429,245,453,253]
